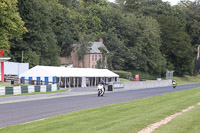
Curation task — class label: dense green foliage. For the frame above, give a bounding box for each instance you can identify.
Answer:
[0,0,27,56]
[2,0,200,76]
[112,70,132,78]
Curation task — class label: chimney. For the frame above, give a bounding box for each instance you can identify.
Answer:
[99,38,103,44]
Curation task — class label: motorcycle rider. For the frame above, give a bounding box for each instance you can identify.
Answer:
[172,80,177,88]
[99,80,106,92]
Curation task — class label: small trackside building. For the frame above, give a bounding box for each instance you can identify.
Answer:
[19,66,119,88]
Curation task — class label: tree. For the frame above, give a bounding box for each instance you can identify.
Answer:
[184,0,200,47]
[120,13,166,74]
[158,15,193,75]
[102,28,134,70]
[123,0,194,75]
[50,0,76,56]
[10,0,60,67]
[58,0,78,8]
[0,0,27,55]
[75,33,95,60]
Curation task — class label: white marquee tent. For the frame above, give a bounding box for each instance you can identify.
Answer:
[19,66,119,88]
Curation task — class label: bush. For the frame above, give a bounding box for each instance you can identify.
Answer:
[113,70,162,80]
[130,70,161,80]
[113,70,132,79]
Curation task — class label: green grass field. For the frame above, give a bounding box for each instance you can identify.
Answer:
[154,105,200,133]
[174,75,200,85]
[120,75,200,84]
[0,81,29,87]
[1,87,200,133]
[0,82,12,87]
[119,78,130,81]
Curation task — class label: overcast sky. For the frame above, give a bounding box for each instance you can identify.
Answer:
[108,0,195,5]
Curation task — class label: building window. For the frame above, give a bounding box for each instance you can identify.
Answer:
[92,55,94,61]
[95,55,97,61]
[99,55,102,59]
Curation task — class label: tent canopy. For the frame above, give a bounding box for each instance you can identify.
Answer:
[19,66,119,78]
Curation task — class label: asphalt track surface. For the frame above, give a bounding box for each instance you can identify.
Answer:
[0,83,200,128]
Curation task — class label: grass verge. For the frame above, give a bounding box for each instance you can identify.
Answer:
[0,82,29,87]
[174,75,200,85]
[1,87,200,133]
[0,82,13,87]
[119,78,130,81]
[154,105,200,133]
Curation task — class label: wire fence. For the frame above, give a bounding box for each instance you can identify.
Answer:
[166,71,174,80]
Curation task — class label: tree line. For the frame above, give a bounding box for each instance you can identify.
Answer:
[1,0,200,76]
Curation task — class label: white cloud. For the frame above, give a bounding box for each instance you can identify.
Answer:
[108,0,115,2]
[108,0,195,5]
[162,0,180,5]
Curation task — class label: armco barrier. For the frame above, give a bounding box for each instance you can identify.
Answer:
[121,80,172,90]
[46,85,51,92]
[0,83,60,96]
[52,84,57,91]
[40,85,46,92]
[28,86,34,93]
[13,86,21,95]
[21,86,28,94]
[5,87,13,95]
[0,87,5,95]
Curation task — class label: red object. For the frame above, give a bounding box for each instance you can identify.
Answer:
[1,62,4,82]
[135,74,139,81]
[0,49,3,57]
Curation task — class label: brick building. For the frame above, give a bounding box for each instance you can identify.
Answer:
[60,38,108,68]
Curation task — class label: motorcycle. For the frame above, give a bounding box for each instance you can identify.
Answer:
[172,82,177,88]
[97,84,105,97]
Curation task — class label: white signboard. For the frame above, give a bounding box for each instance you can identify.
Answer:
[113,82,124,89]
[4,62,29,75]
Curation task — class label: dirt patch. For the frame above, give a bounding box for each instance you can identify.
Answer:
[138,102,200,133]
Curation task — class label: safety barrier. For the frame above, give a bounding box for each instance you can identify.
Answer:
[121,80,172,90]
[0,84,60,96]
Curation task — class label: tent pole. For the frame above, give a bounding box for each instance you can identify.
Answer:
[95,77,96,86]
[59,77,61,87]
[77,78,79,87]
[69,77,71,88]
[90,78,91,87]
[65,77,66,88]
[91,77,93,86]
[80,77,81,87]
[88,78,91,87]
[66,77,68,88]
[74,77,75,87]
[87,77,88,87]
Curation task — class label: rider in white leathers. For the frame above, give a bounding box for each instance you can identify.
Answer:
[98,80,106,97]
[99,80,106,92]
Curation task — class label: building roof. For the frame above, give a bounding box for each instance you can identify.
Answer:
[88,42,108,54]
[0,57,11,62]
[19,66,119,78]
